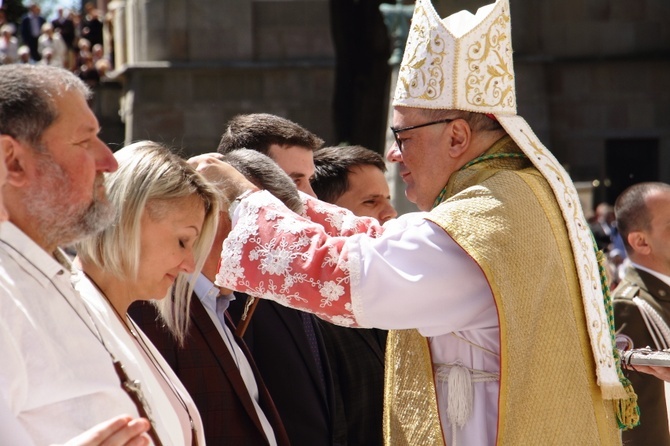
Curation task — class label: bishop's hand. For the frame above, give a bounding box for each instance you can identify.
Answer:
[188,154,259,206]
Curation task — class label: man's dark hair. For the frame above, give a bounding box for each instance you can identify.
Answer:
[615,182,670,253]
[216,149,304,214]
[311,145,386,204]
[217,113,324,155]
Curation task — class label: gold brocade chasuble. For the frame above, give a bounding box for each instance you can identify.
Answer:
[383,137,622,445]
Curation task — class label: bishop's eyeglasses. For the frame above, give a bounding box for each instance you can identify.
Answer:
[391,118,454,152]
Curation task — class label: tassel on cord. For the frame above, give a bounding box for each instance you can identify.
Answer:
[597,248,640,429]
[615,369,640,430]
[447,362,473,429]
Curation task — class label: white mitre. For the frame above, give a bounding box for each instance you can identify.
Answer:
[394,0,629,402]
[393,0,515,114]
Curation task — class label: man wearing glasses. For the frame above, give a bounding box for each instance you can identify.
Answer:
[204,0,636,444]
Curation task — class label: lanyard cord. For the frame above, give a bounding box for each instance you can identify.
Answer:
[432,152,529,209]
[84,272,198,446]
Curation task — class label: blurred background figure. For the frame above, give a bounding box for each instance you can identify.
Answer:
[17,45,32,63]
[20,3,45,62]
[38,46,55,65]
[590,202,626,255]
[0,23,18,64]
[75,38,100,86]
[51,7,76,69]
[81,2,103,49]
[38,22,67,68]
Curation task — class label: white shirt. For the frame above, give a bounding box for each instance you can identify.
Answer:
[74,272,206,446]
[0,222,139,445]
[0,36,19,63]
[0,394,36,446]
[37,33,67,67]
[194,274,278,446]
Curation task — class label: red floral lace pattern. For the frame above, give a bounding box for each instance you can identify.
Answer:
[217,191,384,327]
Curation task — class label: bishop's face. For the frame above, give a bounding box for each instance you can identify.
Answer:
[387,106,458,211]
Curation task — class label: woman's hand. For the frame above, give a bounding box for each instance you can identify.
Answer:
[58,415,151,446]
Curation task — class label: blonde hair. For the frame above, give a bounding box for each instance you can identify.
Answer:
[76,141,219,344]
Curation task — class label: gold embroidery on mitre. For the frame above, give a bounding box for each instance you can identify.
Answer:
[396,3,448,103]
[394,0,518,115]
[464,7,515,110]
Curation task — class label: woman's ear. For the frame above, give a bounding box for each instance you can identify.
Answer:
[1,135,29,188]
[447,119,471,158]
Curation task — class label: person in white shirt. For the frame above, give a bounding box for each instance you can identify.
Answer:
[0,64,150,445]
[0,24,19,64]
[37,22,67,68]
[75,141,219,446]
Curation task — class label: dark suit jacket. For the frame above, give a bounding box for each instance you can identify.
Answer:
[317,321,386,446]
[51,17,75,48]
[589,220,613,252]
[614,266,670,446]
[228,294,346,446]
[20,14,45,60]
[129,298,290,446]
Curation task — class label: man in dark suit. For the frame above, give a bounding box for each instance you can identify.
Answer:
[130,290,289,445]
[613,182,670,446]
[219,115,346,445]
[311,145,395,445]
[51,8,75,47]
[20,3,45,61]
[129,150,301,445]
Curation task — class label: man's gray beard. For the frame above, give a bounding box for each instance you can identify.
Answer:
[28,154,116,249]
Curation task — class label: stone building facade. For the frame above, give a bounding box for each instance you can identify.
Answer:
[96,0,669,212]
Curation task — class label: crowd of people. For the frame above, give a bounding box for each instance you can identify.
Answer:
[0,3,111,86]
[1,0,670,445]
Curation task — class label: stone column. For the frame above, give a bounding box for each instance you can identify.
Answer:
[107,0,126,68]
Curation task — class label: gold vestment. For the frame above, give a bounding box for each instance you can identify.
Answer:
[384,137,621,445]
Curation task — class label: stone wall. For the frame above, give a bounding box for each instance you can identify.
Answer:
[109,0,335,157]
[118,62,334,155]
[510,0,670,207]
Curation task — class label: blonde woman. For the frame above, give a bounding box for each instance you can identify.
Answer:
[75,141,219,445]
